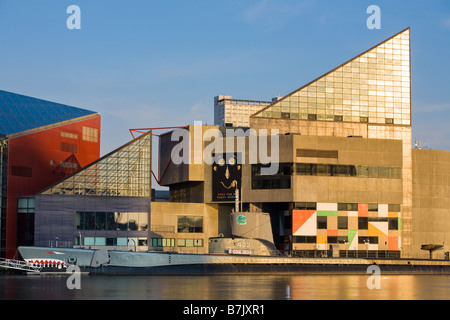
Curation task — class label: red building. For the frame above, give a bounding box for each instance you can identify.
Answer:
[0,90,101,258]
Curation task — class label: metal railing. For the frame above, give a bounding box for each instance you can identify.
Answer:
[0,258,42,273]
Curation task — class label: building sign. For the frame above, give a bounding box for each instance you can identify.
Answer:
[212,153,242,202]
[236,215,247,225]
[228,249,254,255]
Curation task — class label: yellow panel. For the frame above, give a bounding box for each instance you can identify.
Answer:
[317,235,327,244]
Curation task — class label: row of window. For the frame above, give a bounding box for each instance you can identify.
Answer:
[150,238,203,247]
[61,127,98,142]
[61,142,78,153]
[316,216,399,230]
[293,236,381,244]
[291,114,397,125]
[294,202,400,212]
[74,236,205,248]
[74,212,204,234]
[61,131,78,140]
[75,211,148,231]
[252,163,292,190]
[11,166,32,178]
[295,163,402,179]
[252,163,402,178]
[74,237,148,246]
[251,163,402,190]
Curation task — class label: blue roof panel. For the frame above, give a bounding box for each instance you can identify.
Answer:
[0,90,97,135]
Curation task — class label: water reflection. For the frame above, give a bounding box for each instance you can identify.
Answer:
[1,274,450,300]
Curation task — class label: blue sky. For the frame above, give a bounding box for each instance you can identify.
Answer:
[0,0,449,157]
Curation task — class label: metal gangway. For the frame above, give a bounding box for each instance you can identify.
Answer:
[0,257,42,274]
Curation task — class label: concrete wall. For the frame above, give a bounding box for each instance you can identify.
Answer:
[150,202,219,254]
[292,135,403,204]
[412,149,450,258]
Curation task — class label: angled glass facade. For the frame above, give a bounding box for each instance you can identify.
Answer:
[41,131,152,197]
[252,28,410,126]
[0,90,98,136]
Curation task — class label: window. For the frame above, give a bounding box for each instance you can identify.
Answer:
[61,131,78,139]
[338,203,358,211]
[368,166,379,178]
[162,238,175,247]
[389,218,399,230]
[294,163,400,179]
[17,197,35,213]
[75,211,148,231]
[82,126,99,143]
[358,217,368,230]
[76,237,147,247]
[338,216,348,229]
[12,166,32,177]
[296,163,314,175]
[359,236,378,244]
[379,166,390,178]
[61,142,78,153]
[294,202,317,210]
[151,238,162,247]
[151,238,175,247]
[293,236,316,243]
[388,204,401,212]
[252,163,292,190]
[177,216,203,233]
[317,216,327,229]
[60,162,78,169]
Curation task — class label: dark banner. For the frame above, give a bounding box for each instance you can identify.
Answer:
[212,153,242,202]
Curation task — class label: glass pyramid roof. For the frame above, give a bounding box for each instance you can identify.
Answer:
[0,90,97,135]
[40,131,152,198]
[251,28,411,126]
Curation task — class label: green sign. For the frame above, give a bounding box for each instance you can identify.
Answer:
[237,215,247,225]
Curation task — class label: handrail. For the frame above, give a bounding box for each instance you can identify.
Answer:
[0,257,42,273]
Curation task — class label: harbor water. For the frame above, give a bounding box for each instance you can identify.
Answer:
[1,273,450,300]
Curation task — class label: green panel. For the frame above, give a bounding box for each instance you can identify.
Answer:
[398,218,401,230]
[348,230,358,248]
[316,211,337,216]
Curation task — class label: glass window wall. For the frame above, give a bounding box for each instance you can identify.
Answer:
[252,29,410,126]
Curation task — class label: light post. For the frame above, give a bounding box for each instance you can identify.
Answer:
[364,239,370,258]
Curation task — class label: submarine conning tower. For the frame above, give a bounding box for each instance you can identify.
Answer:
[209,211,281,257]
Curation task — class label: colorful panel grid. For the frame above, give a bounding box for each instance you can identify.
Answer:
[292,202,401,251]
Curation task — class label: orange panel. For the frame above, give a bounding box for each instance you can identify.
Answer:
[388,236,399,250]
[327,229,338,236]
[292,210,315,234]
[358,203,368,217]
